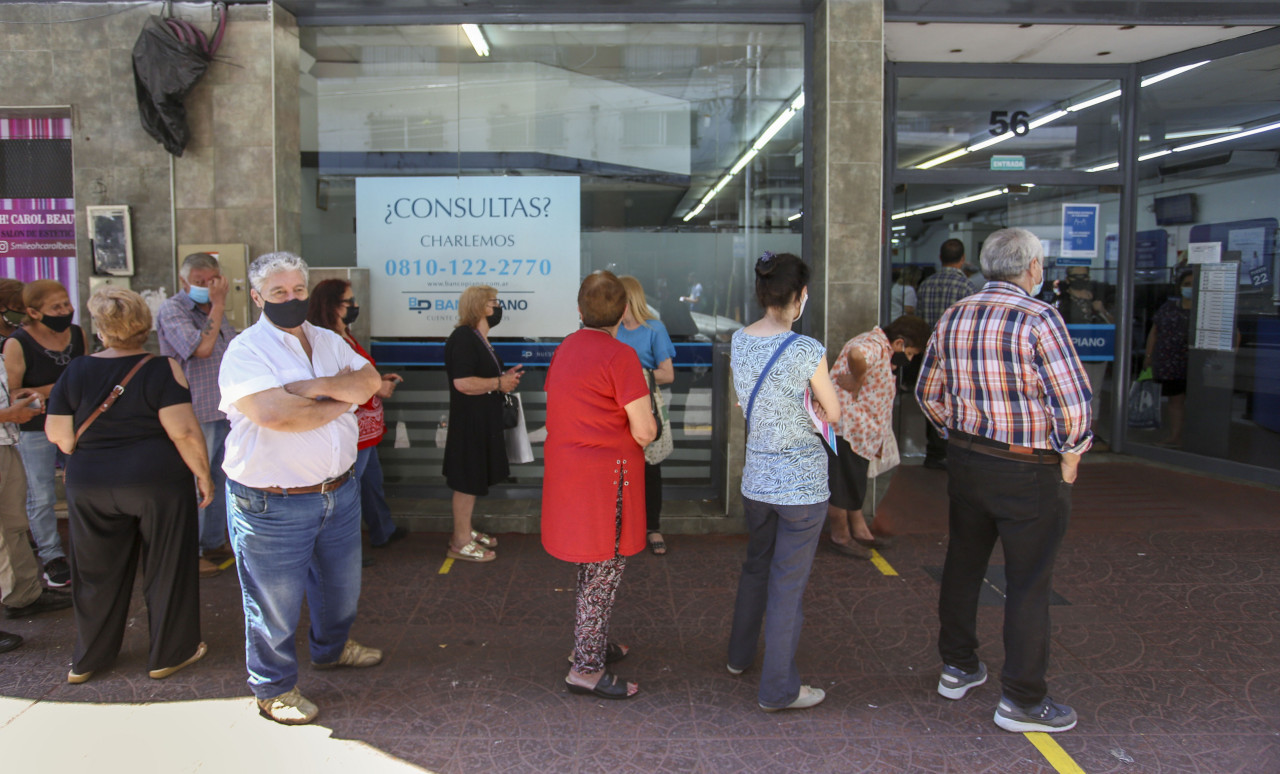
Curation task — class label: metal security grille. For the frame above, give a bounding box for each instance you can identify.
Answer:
[0,139,74,199]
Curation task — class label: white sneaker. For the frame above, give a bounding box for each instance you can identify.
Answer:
[257,687,319,725]
[760,685,826,712]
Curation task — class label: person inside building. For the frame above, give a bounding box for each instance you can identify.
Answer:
[45,287,211,684]
[727,251,840,712]
[155,252,239,579]
[1055,266,1113,448]
[2,279,88,588]
[615,275,677,556]
[307,279,407,561]
[825,314,931,558]
[915,239,974,470]
[916,227,1092,734]
[1143,267,1194,447]
[889,267,918,320]
[542,271,655,701]
[219,252,384,725]
[443,284,523,563]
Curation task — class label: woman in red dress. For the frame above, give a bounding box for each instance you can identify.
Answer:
[542,271,656,700]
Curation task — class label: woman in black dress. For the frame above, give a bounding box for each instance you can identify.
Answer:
[44,287,213,683]
[443,285,522,563]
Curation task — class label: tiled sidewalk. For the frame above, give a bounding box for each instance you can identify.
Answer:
[1,460,1278,773]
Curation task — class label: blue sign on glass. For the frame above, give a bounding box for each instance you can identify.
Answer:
[1135,229,1169,270]
[1061,203,1100,259]
[370,340,714,368]
[1066,324,1115,362]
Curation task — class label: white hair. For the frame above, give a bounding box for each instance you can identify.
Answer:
[248,251,309,292]
[979,228,1042,281]
[179,252,219,280]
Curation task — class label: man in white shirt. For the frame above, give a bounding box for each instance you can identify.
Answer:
[219,252,382,725]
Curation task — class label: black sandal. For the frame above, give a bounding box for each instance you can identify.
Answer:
[647,532,667,556]
[565,671,638,700]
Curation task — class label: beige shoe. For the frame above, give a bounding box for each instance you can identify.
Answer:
[67,669,93,684]
[149,641,208,679]
[312,639,383,670]
[257,687,319,725]
[760,685,826,712]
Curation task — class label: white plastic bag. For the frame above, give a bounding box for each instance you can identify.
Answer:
[505,393,534,464]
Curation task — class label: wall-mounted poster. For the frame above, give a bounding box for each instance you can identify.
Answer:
[355,176,581,338]
[87,205,134,276]
[1061,203,1100,260]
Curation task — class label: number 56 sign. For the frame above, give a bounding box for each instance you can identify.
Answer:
[989,110,1031,137]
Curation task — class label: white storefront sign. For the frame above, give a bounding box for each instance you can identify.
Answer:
[356,176,581,337]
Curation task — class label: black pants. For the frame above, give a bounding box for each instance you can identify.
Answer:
[925,422,948,463]
[644,461,662,533]
[66,480,201,674]
[937,443,1070,708]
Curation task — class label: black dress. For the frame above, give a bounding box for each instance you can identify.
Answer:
[443,326,509,496]
[47,354,201,674]
[10,325,85,432]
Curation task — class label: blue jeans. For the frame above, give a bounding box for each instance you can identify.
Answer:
[355,446,396,546]
[198,419,230,554]
[227,476,362,700]
[727,497,826,708]
[17,430,64,563]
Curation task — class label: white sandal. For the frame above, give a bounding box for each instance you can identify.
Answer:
[471,529,497,549]
[447,540,495,563]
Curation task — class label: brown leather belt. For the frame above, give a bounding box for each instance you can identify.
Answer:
[949,431,1060,465]
[256,467,354,495]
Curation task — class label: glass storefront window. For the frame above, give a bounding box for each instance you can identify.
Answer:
[895,76,1121,171]
[1128,44,1280,470]
[298,23,804,492]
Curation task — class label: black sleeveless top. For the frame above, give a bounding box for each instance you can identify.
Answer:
[11,325,85,432]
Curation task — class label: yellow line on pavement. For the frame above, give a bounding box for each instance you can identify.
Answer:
[218,558,235,571]
[1026,732,1087,774]
[438,558,454,575]
[869,549,897,576]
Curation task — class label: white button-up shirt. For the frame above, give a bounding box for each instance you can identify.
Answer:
[218,318,369,489]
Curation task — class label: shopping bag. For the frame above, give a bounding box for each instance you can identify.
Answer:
[644,381,674,465]
[505,393,534,464]
[1126,376,1162,430]
[394,420,410,449]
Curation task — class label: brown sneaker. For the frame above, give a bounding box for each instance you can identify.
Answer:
[311,639,383,670]
[257,687,319,725]
[198,558,222,579]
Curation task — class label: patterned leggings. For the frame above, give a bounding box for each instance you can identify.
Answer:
[571,556,627,674]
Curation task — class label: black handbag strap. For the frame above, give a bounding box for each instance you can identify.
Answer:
[75,354,156,443]
[745,333,798,438]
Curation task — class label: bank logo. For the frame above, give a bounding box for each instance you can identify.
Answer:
[408,297,432,311]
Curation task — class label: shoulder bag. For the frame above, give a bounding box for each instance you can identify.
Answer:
[70,354,156,451]
[644,369,673,465]
[473,328,519,429]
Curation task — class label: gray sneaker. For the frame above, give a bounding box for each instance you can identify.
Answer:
[994,696,1078,733]
[937,662,987,700]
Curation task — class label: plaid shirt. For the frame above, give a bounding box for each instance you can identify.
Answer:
[155,290,238,423]
[917,266,974,326]
[915,281,1093,455]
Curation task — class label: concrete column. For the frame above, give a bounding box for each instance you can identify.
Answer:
[813,0,884,352]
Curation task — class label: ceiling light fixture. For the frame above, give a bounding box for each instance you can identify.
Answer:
[461,24,490,57]
[891,187,1008,220]
[787,212,803,222]
[683,88,804,222]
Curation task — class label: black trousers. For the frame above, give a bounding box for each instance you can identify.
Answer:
[644,461,662,533]
[925,422,948,463]
[937,443,1070,708]
[66,480,201,674]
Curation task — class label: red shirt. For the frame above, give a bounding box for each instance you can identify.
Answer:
[343,334,385,450]
[541,329,650,563]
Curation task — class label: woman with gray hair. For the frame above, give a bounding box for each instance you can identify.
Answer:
[45,287,212,684]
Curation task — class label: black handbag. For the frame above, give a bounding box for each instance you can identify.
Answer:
[500,392,519,429]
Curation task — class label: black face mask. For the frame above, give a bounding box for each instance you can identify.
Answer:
[890,351,912,370]
[39,313,74,333]
[261,298,309,329]
[343,305,360,325]
[486,304,503,328]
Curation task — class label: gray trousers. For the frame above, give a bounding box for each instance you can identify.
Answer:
[727,497,826,708]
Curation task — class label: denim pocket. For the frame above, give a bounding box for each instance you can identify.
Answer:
[232,488,269,516]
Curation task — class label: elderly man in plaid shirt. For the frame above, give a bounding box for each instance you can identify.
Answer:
[916,227,1092,734]
[156,253,239,578]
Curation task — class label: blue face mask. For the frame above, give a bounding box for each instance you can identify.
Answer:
[188,285,211,304]
[1180,286,1193,299]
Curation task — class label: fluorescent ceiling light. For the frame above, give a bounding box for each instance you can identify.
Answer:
[915,147,969,170]
[787,212,802,222]
[1067,89,1121,112]
[682,203,706,222]
[966,132,1014,152]
[950,188,1008,206]
[753,109,797,150]
[461,24,490,57]
[1140,127,1242,141]
[729,148,759,176]
[791,93,805,111]
[1028,110,1068,130]
[892,187,1007,220]
[1086,161,1120,172]
[891,224,907,231]
[1172,120,1280,153]
[1140,61,1209,88]
[1138,150,1172,161]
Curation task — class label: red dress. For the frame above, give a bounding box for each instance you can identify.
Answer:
[541,329,650,563]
